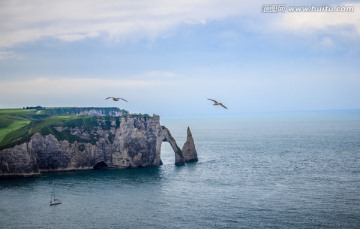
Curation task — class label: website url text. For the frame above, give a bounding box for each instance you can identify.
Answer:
[261,4,355,13]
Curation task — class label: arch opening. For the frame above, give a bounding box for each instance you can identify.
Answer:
[160,142,175,165]
[160,126,185,166]
[93,161,108,170]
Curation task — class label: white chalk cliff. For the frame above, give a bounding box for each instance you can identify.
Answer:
[0,113,198,178]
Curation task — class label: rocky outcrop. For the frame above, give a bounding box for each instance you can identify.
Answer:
[0,114,197,178]
[161,126,185,166]
[182,127,198,162]
[78,108,124,117]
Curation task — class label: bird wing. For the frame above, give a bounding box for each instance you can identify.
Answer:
[219,103,228,109]
[207,98,218,103]
[105,97,113,100]
[120,98,128,102]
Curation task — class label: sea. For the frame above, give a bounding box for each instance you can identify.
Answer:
[0,110,359,229]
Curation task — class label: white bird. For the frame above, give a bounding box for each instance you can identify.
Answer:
[207,98,228,109]
[105,97,128,102]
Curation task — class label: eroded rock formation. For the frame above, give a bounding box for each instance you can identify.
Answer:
[161,126,185,166]
[0,114,196,178]
[182,127,198,162]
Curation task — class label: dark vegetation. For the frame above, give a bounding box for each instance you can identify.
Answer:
[0,107,128,150]
[23,106,45,110]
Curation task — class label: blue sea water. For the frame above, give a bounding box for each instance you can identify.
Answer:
[0,110,360,228]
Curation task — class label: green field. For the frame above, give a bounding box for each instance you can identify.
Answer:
[0,109,34,144]
[0,107,125,150]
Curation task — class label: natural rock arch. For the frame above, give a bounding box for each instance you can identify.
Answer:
[159,126,185,166]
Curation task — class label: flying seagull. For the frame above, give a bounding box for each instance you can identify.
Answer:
[105,97,128,102]
[207,98,228,109]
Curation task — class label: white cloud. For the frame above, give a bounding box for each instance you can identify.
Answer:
[0,0,256,47]
[0,77,169,95]
[0,50,16,59]
[137,71,177,80]
[1,1,358,49]
[321,37,335,48]
[274,3,360,37]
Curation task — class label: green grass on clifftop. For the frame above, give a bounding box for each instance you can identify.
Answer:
[0,107,127,150]
[0,109,34,144]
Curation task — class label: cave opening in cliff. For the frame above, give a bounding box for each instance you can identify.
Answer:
[160,142,175,165]
[93,161,108,170]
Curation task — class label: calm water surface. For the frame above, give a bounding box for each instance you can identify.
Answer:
[1,111,359,228]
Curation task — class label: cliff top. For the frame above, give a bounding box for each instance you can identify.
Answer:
[0,107,131,150]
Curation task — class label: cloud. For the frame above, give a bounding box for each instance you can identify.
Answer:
[321,37,335,48]
[0,71,183,103]
[0,50,16,59]
[137,71,177,80]
[0,0,256,47]
[274,3,360,37]
[0,76,170,95]
[0,74,194,112]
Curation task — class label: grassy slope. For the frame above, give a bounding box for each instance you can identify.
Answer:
[0,109,34,144]
[0,107,123,150]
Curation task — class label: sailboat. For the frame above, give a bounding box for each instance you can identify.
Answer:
[50,183,62,206]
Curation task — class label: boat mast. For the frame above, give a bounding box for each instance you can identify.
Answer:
[51,183,55,202]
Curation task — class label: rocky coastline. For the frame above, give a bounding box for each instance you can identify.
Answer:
[0,110,198,178]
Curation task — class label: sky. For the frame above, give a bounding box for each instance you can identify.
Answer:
[0,0,359,116]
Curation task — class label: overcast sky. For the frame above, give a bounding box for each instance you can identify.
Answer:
[0,0,359,116]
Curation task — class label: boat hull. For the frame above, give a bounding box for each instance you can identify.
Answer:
[50,201,62,206]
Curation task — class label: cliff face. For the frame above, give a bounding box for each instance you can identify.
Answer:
[0,143,40,177]
[0,113,194,178]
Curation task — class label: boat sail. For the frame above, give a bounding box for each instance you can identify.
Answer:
[50,183,62,206]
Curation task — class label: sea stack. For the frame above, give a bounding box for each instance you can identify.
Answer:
[182,127,198,162]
